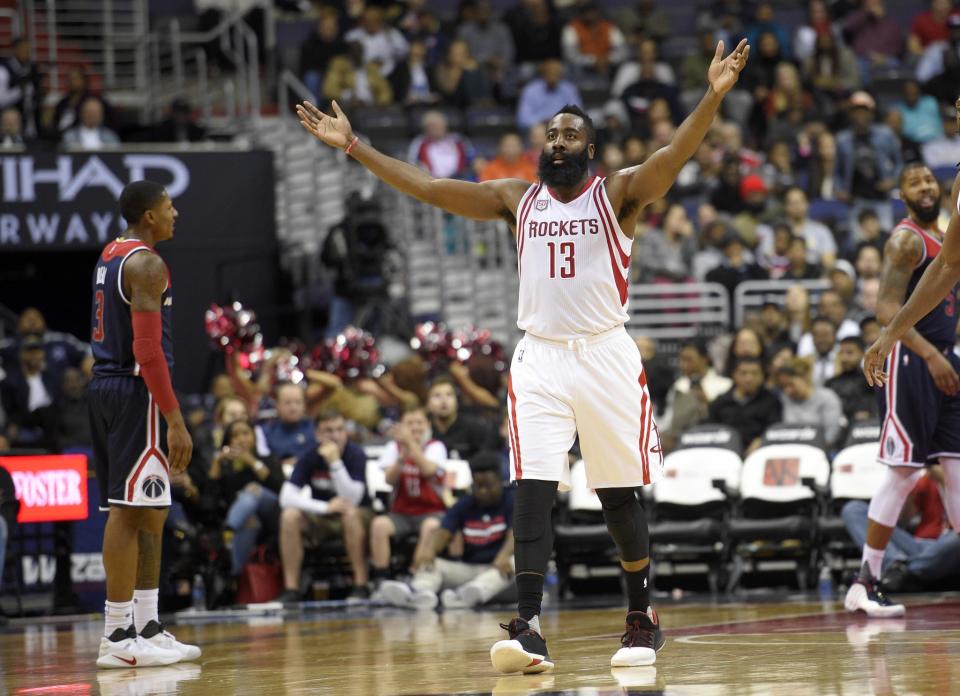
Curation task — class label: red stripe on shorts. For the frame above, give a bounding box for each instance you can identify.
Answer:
[507,377,523,479]
[638,374,650,485]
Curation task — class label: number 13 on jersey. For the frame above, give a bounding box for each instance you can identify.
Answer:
[547,241,576,278]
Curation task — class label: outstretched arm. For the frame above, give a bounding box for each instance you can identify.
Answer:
[607,40,750,218]
[865,176,960,386]
[297,101,527,225]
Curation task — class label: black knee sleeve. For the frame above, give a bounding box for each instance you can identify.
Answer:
[513,479,559,575]
[596,487,649,561]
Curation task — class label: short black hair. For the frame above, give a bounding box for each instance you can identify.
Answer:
[315,410,344,425]
[859,314,878,329]
[839,335,865,350]
[899,160,931,188]
[733,356,766,375]
[551,104,596,145]
[857,208,879,223]
[811,314,836,330]
[789,235,807,247]
[469,452,503,478]
[427,374,457,395]
[119,180,167,226]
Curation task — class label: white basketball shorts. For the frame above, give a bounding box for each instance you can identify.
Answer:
[505,326,664,491]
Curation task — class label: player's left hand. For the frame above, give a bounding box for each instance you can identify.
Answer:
[863,333,894,387]
[707,39,750,96]
[925,351,960,396]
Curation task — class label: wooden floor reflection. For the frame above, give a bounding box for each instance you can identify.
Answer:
[3,597,960,695]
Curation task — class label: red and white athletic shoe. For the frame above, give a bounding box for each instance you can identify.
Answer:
[490,618,554,674]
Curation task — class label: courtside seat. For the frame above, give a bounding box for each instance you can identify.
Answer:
[727,428,831,592]
[649,425,743,593]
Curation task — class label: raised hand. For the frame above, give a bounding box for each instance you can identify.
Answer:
[296,100,354,150]
[707,39,750,97]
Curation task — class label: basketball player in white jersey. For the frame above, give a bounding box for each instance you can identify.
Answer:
[297,38,749,674]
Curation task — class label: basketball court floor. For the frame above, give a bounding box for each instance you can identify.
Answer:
[2,596,959,695]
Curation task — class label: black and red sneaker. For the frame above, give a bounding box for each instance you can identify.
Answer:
[611,607,666,667]
[490,618,555,674]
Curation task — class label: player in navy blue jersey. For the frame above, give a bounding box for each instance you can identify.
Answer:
[89,180,200,668]
[852,163,960,617]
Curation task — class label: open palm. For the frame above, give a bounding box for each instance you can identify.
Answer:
[707,39,750,96]
[296,100,353,150]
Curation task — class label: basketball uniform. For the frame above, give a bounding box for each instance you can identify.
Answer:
[507,176,663,491]
[878,218,960,466]
[88,238,174,510]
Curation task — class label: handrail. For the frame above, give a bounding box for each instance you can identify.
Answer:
[279,69,314,117]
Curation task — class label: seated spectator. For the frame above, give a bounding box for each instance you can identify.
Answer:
[561,2,627,76]
[709,357,783,454]
[798,315,839,386]
[516,59,581,131]
[457,0,516,91]
[854,207,885,248]
[745,2,792,59]
[50,367,92,451]
[803,32,861,114]
[916,15,960,102]
[660,338,732,446]
[855,243,883,281]
[922,104,960,169]
[0,307,92,380]
[762,140,799,198]
[209,420,284,579]
[279,412,370,601]
[829,259,858,306]
[632,203,697,283]
[344,6,409,78]
[895,80,943,147]
[257,382,316,469]
[391,39,440,106]
[323,42,394,107]
[407,110,474,179]
[52,66,99,137]
[611,37,674,98]
[433,39,491,108]
[908,0,958,57]
[724,327,767,376]
[377,453,513,609]
[856,277,880,317]
[781,235,824,281]
[426,376,491,461]
[680,31,720,91]
[299,12,348,101]
[842,466,960,590]
[195,395,252,472]
[835,91,902,229]
[504,0,563,69]
[808,131,839,201]
[616,0,670,44]
[776,357,845,447]
[478,131,537,182]
[758,301,794,355]
[732,174,774,249]
[757,222,793,278]
[816,288,862,340]
[0,37,43,139]
[62,97,119,148]
[841,0,903,73]
[785,284,813,344]
[794,0,835,62]
[706,234,769,304]
[740,31,785,122]
[620,63,681,138]
[825,335,878,423]
[784,187,838,268]
[151,99,207,143]
[1,335,57,447]
[860,314,883,346]
[691,219,731,282]
[0,107,24,146]
[369,406,448,586]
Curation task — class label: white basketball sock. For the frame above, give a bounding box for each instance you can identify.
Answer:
[104,600,134,639]
[133,589,159,633]
[527,615,542,635]
[861,545,885,580]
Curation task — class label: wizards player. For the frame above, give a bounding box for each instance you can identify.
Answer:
[89,181,200,667]
[852,163,960,616]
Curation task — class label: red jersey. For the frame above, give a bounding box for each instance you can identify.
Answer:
[379,440,448,516]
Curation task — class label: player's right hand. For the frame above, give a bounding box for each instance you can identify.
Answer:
[167,420,193,474]
[925,351,960,396]
[296,100,353,150]
[863,333,893,387]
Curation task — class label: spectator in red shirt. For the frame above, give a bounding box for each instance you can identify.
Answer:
[909,0,959,56]
[841,0,904,74]
[561,2,628,76]
[369,405,449,585]
[407,110,475,179]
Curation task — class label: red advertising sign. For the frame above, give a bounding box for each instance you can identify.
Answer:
[0,455,89,523]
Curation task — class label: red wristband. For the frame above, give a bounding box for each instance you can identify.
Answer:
[132,311,179,414]
[344,135,359,155]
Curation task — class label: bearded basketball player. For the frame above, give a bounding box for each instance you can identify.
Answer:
[297,40,750,673]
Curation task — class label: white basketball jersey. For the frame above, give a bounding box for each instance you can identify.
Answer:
[515,176,631,341]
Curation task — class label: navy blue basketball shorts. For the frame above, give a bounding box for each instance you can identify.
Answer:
[88,376,171,511]
[878,342,960,467]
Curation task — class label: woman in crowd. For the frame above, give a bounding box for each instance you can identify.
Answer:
[776,357,844,447]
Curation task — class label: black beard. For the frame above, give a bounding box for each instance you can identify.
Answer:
[910,201,939,224]
[538,149,590,188]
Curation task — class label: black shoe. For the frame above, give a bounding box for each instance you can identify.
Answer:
[278,589,301,605]
[611,607,666,667]
[490,618,555,674]
[880,561,921,594]
[348,585,371,600]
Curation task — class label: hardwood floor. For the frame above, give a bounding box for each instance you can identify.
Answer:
[3,597,959,695]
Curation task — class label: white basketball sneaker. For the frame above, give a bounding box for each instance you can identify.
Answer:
[140,620,202,661]
[96,626,182,669]
[844,564,905,618]
[611,607,666,667]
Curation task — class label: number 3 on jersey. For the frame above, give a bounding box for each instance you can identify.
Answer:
[93,290,105,342]
[547,241,576,278]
